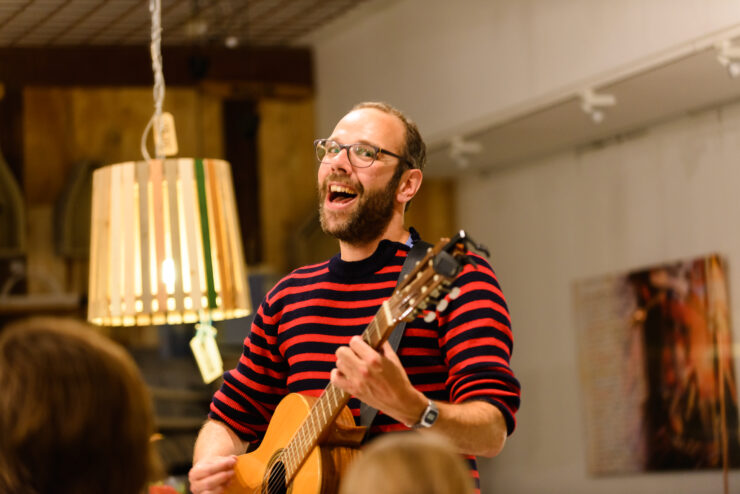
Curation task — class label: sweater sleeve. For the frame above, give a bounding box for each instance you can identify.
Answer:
[208,298,289,443]
[437,253,521,435]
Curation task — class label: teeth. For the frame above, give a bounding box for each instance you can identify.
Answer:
[330,185,356,195]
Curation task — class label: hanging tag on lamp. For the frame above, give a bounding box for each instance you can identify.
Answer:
[190,320,224,383]
[153,111,179,157]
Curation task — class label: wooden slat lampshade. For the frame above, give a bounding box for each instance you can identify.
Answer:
[87,158,251,326]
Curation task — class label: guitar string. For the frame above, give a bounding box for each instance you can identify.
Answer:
[261,385,350,493]
[265,390,338,494]
[264,386,334,492]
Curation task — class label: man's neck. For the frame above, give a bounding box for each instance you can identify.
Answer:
[339,225,410,262]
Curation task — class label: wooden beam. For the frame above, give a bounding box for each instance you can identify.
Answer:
[0,46,313,88]
[223,98,261,265]
[0,85,23,186]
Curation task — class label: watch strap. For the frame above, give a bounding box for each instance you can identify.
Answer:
[411,399,439,428]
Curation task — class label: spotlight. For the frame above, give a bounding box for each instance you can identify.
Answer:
[715,39,740,79]
[728,61,740,79]
[579,88,616,123]
[448,135,482,169]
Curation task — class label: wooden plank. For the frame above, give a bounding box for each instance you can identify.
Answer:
[108,164,123,321]
[149,159,167,320]
[0,46,313,88]
[206,159,233,315]
[195,158,217,311]
[179,158,203,315]
[223,99,261,265]
[136,160,152,322]
[121,162,136,323]
[165,159,184,315]
[218,158,250,316]
[87,166,109,322]
[0,85,23,188]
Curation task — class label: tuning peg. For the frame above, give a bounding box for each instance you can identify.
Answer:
[436,298,449,313]
[445,230,490,258]
[424,311,436,323]
[449,287,461,300]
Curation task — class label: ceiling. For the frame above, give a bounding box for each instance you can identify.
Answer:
[425,31,740,177]
[6,2,740,179]
[0,0,368,47]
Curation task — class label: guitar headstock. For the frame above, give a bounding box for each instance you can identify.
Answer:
[389,230,489,324]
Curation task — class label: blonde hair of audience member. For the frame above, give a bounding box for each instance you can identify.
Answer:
[0,317,162,494]
[340,432,474,494]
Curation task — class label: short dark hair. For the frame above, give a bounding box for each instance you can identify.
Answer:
[0,318,161,494]
[352,101,426,172]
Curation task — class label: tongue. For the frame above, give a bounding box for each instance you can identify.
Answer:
[331,192,357,203]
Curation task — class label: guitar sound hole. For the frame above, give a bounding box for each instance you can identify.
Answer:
[262,460,287,494]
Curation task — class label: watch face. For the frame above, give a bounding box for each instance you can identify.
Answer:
[422,407,439,426]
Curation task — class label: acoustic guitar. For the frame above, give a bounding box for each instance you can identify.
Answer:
[224,231,486,494]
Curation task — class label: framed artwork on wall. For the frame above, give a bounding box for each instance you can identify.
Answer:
[573,254,740,474]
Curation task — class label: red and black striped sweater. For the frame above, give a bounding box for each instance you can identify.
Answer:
[209,234,520,486]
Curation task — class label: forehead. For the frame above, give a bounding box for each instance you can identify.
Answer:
[330,108,405,151]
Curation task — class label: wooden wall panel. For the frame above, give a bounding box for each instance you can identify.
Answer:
[406,178,457,243]
[256,98,328,274]
[24,87,224,203]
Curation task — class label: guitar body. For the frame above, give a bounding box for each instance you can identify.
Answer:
[225,393,362,494]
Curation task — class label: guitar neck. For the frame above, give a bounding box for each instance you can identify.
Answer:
[281,306,396,482]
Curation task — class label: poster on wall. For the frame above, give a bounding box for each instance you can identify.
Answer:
[573,254,740,475]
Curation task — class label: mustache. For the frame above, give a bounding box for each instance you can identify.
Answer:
[319,173,365,196]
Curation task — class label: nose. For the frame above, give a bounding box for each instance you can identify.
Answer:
[326,146,352,173]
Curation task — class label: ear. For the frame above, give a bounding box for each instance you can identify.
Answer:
[396,168,423,205]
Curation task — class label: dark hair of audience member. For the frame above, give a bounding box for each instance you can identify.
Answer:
[0,317,162,494]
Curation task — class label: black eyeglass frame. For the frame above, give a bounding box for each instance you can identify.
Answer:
[313,138,414,169]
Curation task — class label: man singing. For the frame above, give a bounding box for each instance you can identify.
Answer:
[189,102,520,493]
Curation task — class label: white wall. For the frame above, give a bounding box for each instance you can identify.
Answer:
[463,102,740,493]
[306,1,740,492]
[307,0,740,140]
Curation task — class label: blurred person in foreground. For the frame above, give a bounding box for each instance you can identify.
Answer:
[0,317,162,494]
[340,432,474,494]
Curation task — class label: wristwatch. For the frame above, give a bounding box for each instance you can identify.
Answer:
[410,399,439,428]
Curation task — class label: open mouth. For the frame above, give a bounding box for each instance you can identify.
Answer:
[328,184,358,204]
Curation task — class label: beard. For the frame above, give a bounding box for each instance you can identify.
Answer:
[318,166,404,245]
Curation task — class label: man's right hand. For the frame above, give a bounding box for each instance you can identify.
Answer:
[188,455,238,494]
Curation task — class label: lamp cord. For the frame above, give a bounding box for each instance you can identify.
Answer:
[141,0,166,161]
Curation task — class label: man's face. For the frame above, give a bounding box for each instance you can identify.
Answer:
[317,108,407,245]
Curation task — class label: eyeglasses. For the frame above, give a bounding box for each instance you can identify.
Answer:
[314,139,413,168]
